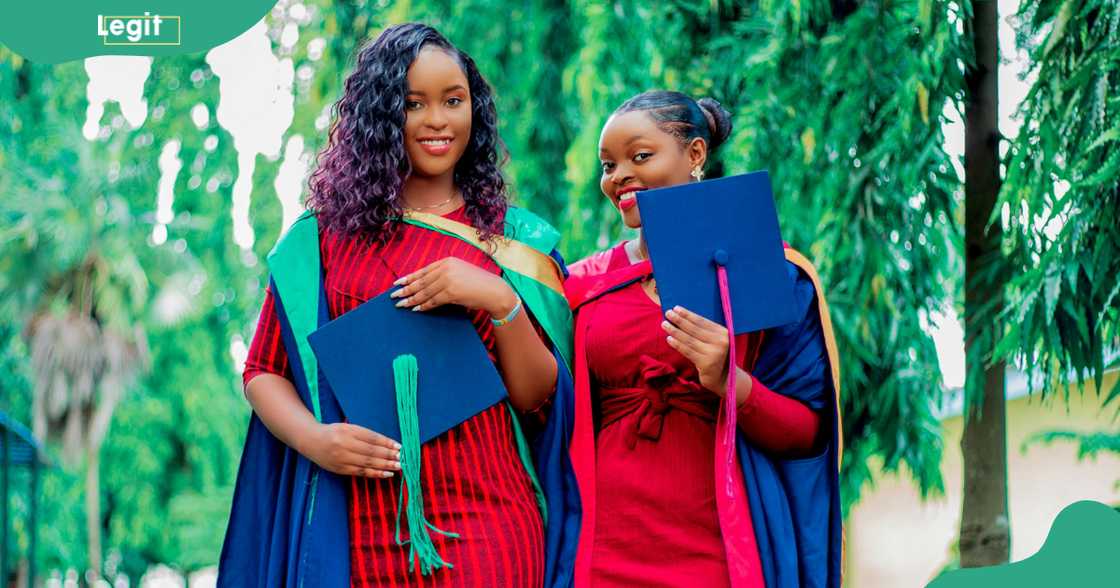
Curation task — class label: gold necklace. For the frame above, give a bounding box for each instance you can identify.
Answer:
[405,192,461,212]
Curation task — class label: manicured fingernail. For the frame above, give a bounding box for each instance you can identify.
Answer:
[389,289,403,299]
[394,442,402,450]
[392,461,402,470]
[393,277,406,286]
[661,321,671,330]
[381,470,394,478]
[674,306,683,312]
[395,298,409,308]
[411,306,422,312]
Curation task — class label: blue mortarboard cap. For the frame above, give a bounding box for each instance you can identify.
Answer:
[636,170,799,334]
[307,291,507,444]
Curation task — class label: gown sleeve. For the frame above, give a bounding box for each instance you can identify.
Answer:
[737,262,830,456]
[242,287,293,388]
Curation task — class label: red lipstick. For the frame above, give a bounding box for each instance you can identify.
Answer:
[616,185,644,213]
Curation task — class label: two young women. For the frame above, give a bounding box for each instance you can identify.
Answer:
[220,22,841,588]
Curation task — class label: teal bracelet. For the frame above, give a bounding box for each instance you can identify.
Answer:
[491,297,523,327]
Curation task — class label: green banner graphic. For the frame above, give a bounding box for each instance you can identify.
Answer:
[927,501,1120,588]
[0,1,279,64]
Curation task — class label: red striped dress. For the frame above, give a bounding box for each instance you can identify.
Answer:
[243,206,545,587]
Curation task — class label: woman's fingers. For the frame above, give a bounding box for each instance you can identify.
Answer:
[665,311,722,349]
[392,258,498,313]
[665,310,730,380]
[357,453,401,473]
[339,449,400,473]
[666,335,701,363]
[412,292,450,311]
[350,464,397,478]
[391,270,438,302]
[345,438,400,464]
[346,423,402,451]
[398,276,450,311]
[393,258,444,287]
[390,279,420,299]
[312,423,404,478]
[321,451,396,478]
[668,306,728,344]
[662,319,702,349]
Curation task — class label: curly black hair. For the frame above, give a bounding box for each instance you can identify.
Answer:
[306,23,509,243]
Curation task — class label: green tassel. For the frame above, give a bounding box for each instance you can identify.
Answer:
[392,354,459,575]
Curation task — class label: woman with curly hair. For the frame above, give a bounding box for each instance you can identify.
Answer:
[219,23,574,588]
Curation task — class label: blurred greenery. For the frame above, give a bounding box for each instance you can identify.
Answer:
[994,0,1120,405]
[0,0,1116,581]
[1025,429,1120,467]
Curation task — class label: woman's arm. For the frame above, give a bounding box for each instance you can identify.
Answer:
[663,305,822,457]
[486,291,560,412]
[391,257,559,412]
[243,289,400,478]
[726,368,821,455]
[246,374,403,478]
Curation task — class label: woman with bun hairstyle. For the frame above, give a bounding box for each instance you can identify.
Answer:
[559,91,843,588]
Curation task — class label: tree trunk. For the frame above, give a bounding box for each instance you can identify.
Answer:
[85,442,102,582]
[960,0,1010,568]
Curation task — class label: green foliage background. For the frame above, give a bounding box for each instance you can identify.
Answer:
[0,0,1115,580]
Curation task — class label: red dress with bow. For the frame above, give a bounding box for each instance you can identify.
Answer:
[573,242,821,588]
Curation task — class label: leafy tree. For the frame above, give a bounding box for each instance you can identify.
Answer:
[997,1,1120,403]
[1,50,250,580]
[714,0,965,506]
[960,0,1120,566]
[960,0,1011,567]
[1026,429,1120,469]
[1,120,154,579]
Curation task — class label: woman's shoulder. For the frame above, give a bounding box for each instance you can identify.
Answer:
[563,243,634,309]
[269,212,386,277]
[267,211,320,265]
[567,243,627,281]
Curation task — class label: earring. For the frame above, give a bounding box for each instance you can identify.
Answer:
[691,167,705,181]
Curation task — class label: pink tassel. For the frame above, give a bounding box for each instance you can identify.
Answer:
[714,261,754,586]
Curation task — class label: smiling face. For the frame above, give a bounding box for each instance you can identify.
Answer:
[403,46,473,180]
[598,110,707,229]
